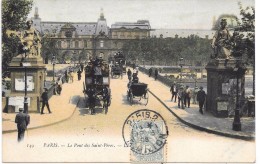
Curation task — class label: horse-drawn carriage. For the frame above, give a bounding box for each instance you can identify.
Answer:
[111,64,123,79]
[109,52,126,74]
[127,82,149,106]
[83,58,111,114]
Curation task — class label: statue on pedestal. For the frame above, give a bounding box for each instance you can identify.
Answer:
[211,19,234,60]
[6,20,41,58]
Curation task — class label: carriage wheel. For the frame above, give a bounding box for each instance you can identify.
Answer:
[143,91,149,106]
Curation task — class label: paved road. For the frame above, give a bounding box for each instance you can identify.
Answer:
[2,70,255,162]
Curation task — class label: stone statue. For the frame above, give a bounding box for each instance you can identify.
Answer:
[6,20,41,57]
[211,19,233,60]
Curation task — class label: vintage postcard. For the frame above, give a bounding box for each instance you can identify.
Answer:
[1,0,256,163]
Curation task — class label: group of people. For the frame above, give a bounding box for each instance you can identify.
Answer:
[170,83,206,114]
[85,56,109,84]
[127,68,139,83]
[148,67,159,80]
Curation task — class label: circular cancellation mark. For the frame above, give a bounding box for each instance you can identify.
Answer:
[122,109,169,155]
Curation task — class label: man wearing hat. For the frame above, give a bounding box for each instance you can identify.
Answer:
[192,86,199,104]
[15,108,30,142]
[184,85,191,108]
[170,82,178,102]
[40,88,52,114]
[197,86,206,114]
[177,85,185,109]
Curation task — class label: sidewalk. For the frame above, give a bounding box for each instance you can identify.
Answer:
[2,72,83,133]
[137,69,255,140]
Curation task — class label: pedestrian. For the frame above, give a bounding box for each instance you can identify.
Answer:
[15,108,30,142]
[40,88,52,114]
[136,66,139,75]
[64,70,68,83]
[170,82,178,102]
[192,86,199,104]
[177,86,185,109]
[56,79,62,95]
[184,85,191,108]
[127,69,132,82]
[154,68,158,80]
[77,69,82,81]
[149,67,153,77]
[80,64,84,72]
[68,71,74,83]
[197,86,206,114]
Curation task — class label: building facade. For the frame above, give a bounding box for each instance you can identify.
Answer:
[31,7,151,62]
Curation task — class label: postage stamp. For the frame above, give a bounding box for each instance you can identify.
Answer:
[122,109,168,162]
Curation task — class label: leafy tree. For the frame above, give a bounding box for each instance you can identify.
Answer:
[2,0,33,78]
[232,3,255,95]
[41,35,58,64]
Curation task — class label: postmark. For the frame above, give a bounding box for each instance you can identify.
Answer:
[122,109,168,162]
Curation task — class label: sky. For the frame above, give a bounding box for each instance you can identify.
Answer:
[28,0,255,30]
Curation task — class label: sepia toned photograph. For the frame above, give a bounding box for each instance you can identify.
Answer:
[1,0,256,163]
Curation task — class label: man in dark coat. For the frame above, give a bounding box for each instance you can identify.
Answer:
[170,82,178,102]
[149,68,153,77]
[41,88,52,114]
[77,69,82,81]
[197,86,206,114]
[154,68,158,80]
[64,70,68,83]
[15,108,30,142]
[127,69,132,82]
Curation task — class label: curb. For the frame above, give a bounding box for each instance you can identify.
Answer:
[148,89,255,141]
[2,96,81,134]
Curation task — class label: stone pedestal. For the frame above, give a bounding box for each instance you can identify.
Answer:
[205,59,246,118]
[6,55,46,113]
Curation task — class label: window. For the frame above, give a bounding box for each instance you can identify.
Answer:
[100,40,104,48]
[75,41,79,48]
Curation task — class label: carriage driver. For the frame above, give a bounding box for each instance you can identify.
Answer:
[132,73,139,83]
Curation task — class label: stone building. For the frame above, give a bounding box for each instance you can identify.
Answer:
[31,7,151,62]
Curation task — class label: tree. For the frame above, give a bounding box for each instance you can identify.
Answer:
[2,0,33,78]
[41,34,58,64]
[232,3,255,95]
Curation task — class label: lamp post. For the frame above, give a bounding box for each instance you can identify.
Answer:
[52,54,56,95]
[22,52,30,114]
[179,58,184,84]
[194,68,197,88]
[232,62,242,131]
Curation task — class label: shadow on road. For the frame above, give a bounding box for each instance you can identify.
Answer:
[121,94,130,105]
[70,95,80,105]
[78,107,106,116]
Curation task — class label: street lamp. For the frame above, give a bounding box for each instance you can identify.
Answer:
[51,54,56,95]
[179,58,184,83]
[232,62,242,131]
[21,52,30,114]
